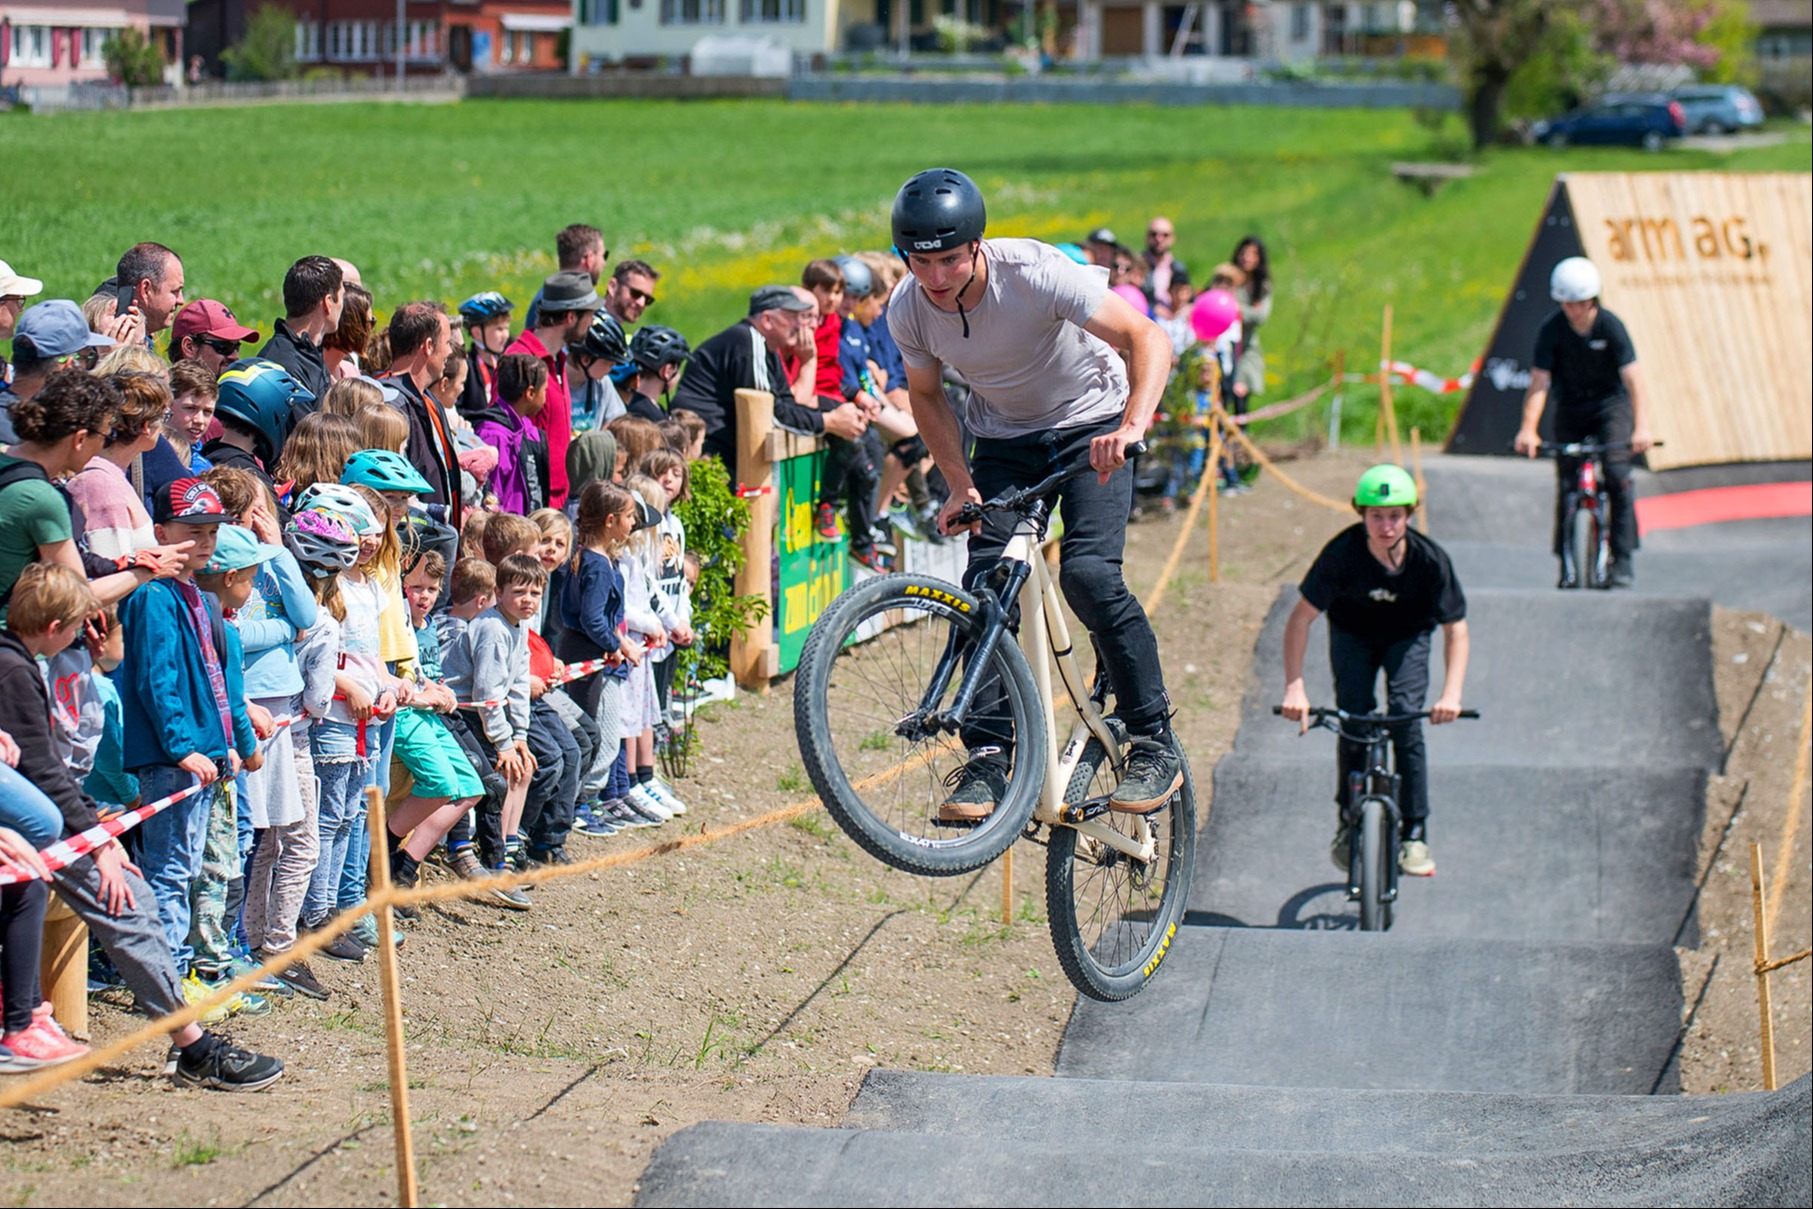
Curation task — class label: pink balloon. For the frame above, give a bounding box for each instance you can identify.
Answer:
[1191,289,1240,343]
[1111,284,1150,316]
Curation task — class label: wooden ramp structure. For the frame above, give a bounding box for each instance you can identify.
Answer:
[1449,172,1812,471]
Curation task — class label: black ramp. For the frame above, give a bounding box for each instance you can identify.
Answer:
[1235,588,1720,772]
[1056,927,1683,1095]
[639,1077,1812,1208]
[1191,757,1704,944]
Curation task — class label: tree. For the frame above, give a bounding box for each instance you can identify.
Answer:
[103,27,165,87]
[1588,0,1721,68]
[221,4,299,82]
[1450,0,1562,149]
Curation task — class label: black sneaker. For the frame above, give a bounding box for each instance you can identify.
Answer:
[174,1034,284,1092]
[1109,736,1183,815]
[530,846,574,867]
[936,753,1009,824]
[319,932,367,964]
[1608,557,1634,588]
[273,957,330,1001]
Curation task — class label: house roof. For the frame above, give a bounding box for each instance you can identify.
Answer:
[1750,0,1812,29]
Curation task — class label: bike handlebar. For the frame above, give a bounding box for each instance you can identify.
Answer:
[1522,440,1666,457]
[953,440,1149,529]
[1273,705,1481,725]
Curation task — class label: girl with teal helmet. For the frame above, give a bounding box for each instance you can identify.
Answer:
[341,448,431,495]
[1280,463,1470,882]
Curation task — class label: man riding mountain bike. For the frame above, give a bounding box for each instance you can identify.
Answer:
[1513,256,1654,589]
[885,167,1183,823]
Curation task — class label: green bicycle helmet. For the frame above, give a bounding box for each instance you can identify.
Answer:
[342,448,431,495]
[1354,464,1418,509]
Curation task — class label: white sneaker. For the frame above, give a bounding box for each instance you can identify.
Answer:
[645,780,687,816]
[1398,839,1436,877]
[623,784,672,822]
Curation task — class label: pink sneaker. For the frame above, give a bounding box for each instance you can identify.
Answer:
[2,1017,89,1067]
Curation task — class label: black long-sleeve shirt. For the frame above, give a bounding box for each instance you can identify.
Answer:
[670,320,825,471]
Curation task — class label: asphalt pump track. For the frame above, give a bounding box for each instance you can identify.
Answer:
[634,454,1813,1207]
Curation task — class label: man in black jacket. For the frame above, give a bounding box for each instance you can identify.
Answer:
[258,256,343,419]
[382,302,462,528]
[671,286,866,471]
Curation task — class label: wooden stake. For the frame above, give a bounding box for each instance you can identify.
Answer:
[730,387,777,692]
[367,786,420,1207]
[1379,304,1401,463]
[1410,426,1428,534]
[1328,350,1346,450]
[1750,841,1778,1091]
[39,895,89,1040]
[1206,417,1223,583]
[1001,847,1014,926]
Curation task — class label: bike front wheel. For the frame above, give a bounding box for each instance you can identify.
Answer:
[1046,733,1197,1001]
[794,573,1048,877]
[1570,506,1601,590]
[1357,796,1393,932]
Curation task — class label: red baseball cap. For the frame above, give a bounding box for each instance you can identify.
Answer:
[171,299,259,346]
[154,477,232,526]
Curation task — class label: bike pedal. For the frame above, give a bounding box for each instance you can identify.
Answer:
[1059,796,1114,825]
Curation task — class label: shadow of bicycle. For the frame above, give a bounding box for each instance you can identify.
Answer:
[1184,883,1361,932]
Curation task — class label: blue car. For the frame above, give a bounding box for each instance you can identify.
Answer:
[1535,94,1688,151]
[1672,85,1765,135]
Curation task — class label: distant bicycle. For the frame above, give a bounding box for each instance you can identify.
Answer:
[794,442,1196,1001]
[1532,439,1662,590]
[1275,705,1478,931]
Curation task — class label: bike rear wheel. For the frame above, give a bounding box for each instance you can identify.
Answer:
[1570,506,1601,590]
[1046,733,1197,1001]
[1357,796,1392,932]
[794,573,1048,877]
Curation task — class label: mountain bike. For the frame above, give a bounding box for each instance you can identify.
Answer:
[794,443,1195,1001]
[1533,439,1661,590]
[1274,705,1478,931]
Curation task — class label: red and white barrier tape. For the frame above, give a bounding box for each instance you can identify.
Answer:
[1345,359,1478,394]
[455,657,610,711]
[0,716,298,886]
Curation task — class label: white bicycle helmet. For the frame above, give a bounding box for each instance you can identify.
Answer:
[293,483,383,537]
[284,510,359,579]
[1550,256,1601,303]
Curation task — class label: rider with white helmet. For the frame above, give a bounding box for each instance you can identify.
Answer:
[1513,256,1653,588]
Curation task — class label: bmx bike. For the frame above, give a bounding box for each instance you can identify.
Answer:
[1532,439,1662,590]
[1274,705,1477,931]
[793,443,1196,1001]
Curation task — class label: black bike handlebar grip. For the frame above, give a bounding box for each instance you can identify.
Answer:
[1271,706,1284,715]
[1459,709,1481,719]
[1126,439,1149,458]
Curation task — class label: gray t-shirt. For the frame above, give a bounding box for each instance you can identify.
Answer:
[887,237,1128,441]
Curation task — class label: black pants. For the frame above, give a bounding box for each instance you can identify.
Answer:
[1553,396,1638,562]
[1,881,47,1033]
[441,713,505,859]
[820,430,882,555]
[1329,624,1432,833]
[959,420,1171,754]
[521,700,577,853]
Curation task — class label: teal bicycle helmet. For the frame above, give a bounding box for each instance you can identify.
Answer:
[216,358,313,464]
[342,448,431,495]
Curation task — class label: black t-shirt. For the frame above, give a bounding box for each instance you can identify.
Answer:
[1531,307,1636,414]
[1300,525,1467,644]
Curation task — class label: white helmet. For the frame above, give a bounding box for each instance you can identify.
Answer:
[1550,257,1601,303]
[293,483,383,537]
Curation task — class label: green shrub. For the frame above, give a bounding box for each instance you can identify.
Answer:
[103,28,165,87]
[222,4,299,82]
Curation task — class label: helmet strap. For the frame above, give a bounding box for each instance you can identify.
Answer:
[954,243,981,340]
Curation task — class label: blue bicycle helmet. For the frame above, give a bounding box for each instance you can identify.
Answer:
[458,291,514,324]
[216,358,313,463]
[342,448,432,495]
[628,324,691,373]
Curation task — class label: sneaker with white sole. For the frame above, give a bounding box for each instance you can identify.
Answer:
[644,780,687,816]
[623,785,672,822]
[1398,839,1436,877]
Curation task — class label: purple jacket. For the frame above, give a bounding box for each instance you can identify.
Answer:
[471,399,547,515]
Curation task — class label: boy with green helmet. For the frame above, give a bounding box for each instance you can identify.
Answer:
[1279,465,1470,877]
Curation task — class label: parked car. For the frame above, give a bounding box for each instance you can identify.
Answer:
[1671,84,1765,134]
[1534,94,1687,151]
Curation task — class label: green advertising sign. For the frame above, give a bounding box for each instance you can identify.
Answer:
[775,449,847,673]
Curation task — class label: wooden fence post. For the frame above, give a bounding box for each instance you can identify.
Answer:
[367,786,420,1207]
[1378,304,1401,464]
[1328,350,1346,451]
[1410,426,1427,533]
[40,896,88,1039]
[1206,417,1223,584]
[731,388,778,691]
[1750,841,1779,1091]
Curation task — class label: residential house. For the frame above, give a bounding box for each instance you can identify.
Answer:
[186,0,569,77]
[1,0,183,85]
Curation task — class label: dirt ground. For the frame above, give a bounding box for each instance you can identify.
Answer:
[1,449,1806,1207]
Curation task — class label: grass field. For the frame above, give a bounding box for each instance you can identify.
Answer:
[5,99,1807,440]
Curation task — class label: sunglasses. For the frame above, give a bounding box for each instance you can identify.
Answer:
[623,286,656,306]
[201,337,242,358]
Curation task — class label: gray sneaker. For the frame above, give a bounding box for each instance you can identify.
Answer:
[1608,557,1635,588]
[1108,736,1182,814]
[1330,825,1352,872]
[937,754,1009,824]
